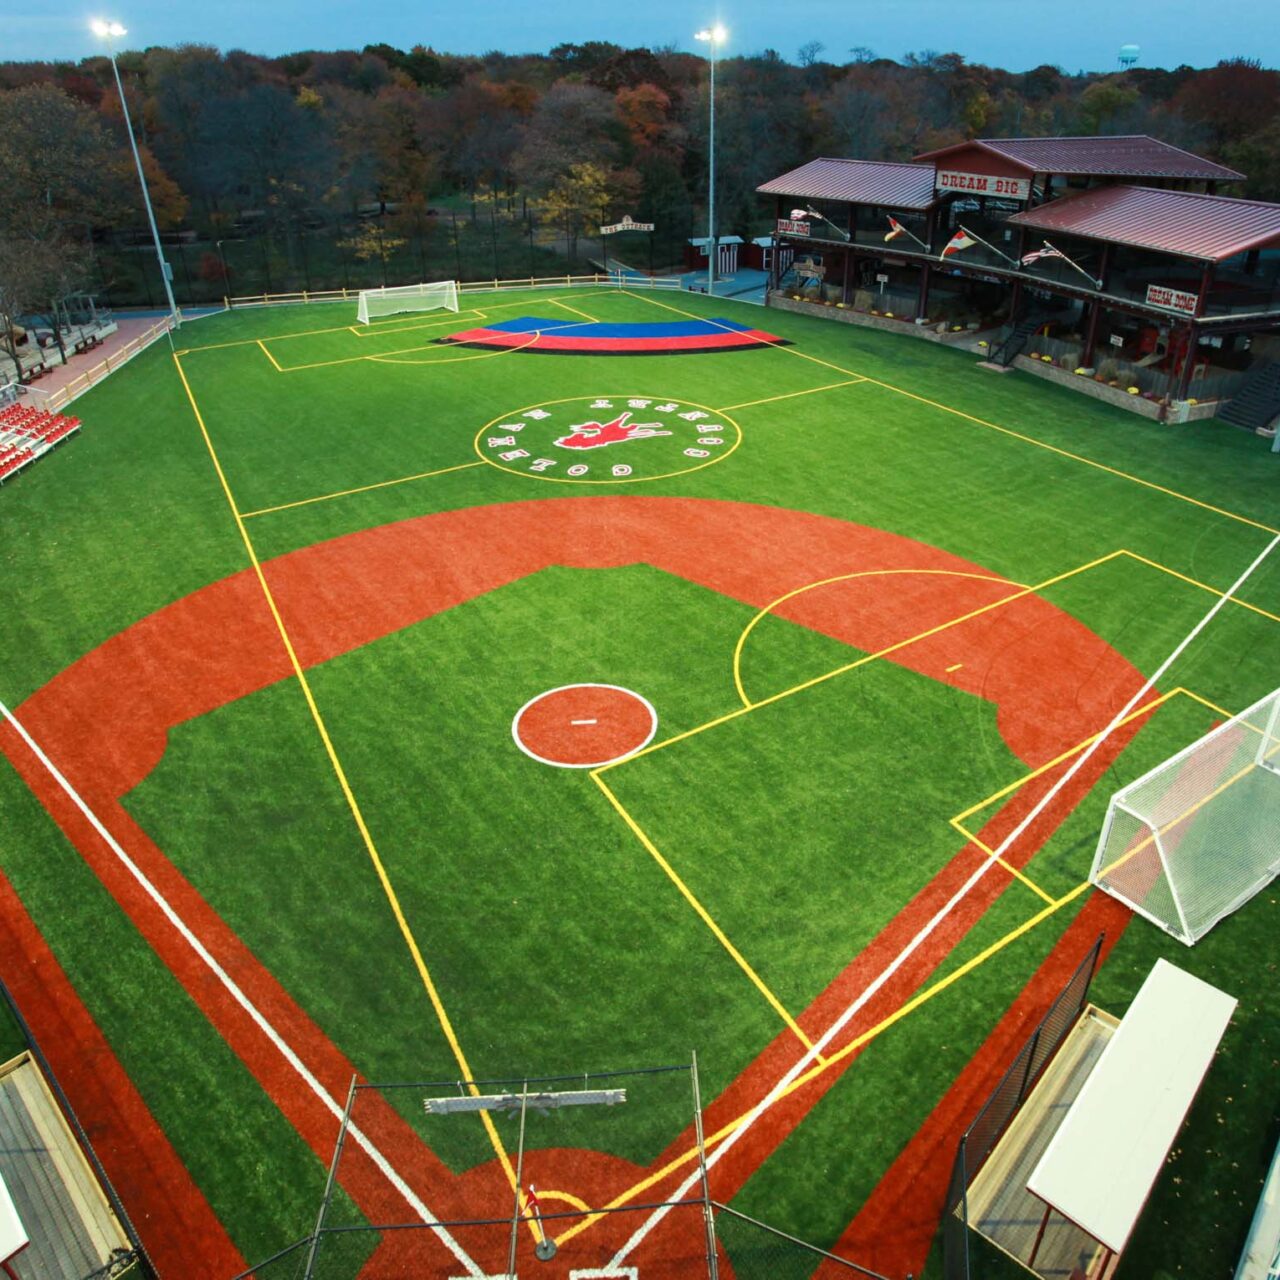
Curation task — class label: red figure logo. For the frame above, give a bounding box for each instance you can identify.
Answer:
[554,411,673,451]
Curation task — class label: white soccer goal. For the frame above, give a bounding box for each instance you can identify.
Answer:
[355,279,459,324]
[1090,686,1280,945]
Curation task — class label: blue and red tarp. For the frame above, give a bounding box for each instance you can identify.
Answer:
[435,315,790,355]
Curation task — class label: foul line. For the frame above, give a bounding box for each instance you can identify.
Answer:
[0,697,486,1279]
[241,461,485,519]
[171,352,530,1223]
[590,772,821,1057]
[620,290,1279,538]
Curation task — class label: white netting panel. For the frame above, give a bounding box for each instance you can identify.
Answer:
[1091,687,1280,945]
[356,280,459,323]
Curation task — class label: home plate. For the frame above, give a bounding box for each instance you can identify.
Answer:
[512,684,657,768]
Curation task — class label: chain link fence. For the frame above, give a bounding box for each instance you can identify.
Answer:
[940,935,1104,1280]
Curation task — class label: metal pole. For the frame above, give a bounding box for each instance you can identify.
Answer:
[507,1083,530,1277]
[707,46,716,296]
[691,1052,719,1280]
[303,1075,359,1280]
[107,47,179,328]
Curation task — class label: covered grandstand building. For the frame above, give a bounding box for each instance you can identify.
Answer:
[759,137,1280,427]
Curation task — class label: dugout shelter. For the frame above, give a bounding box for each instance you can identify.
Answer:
[957,958,1236,1279]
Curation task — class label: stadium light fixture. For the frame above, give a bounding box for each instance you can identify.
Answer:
[92,17,180,328]
[695,24,727,296]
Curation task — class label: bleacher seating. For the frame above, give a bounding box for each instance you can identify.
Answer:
[0,403,83,485]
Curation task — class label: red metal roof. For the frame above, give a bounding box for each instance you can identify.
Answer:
[756,158,938,210]
[913,136,1243,182]
[1007,185,1280,261]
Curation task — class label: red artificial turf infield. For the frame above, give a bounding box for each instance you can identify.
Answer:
[0,497,1146,1277]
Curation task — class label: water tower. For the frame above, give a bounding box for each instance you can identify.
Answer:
[1118,43,1140,69]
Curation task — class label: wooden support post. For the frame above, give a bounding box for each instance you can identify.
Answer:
[1027,1202,1052,1269]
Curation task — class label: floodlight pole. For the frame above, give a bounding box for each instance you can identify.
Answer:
[95,21,180,329]
[695,26,727,296]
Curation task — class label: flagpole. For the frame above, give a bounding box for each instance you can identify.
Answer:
[1040,240,1103,290]
[948,223,1020,267]
[884,216,930,253]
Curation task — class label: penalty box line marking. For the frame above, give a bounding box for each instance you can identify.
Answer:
[620,289,1279,540]
[172,353,534,1234]
[557,811,1086,1254]
[590,772,823,1060]
[603,532,1280,1265]
[179,290,613,354]
[0,697,487,1280]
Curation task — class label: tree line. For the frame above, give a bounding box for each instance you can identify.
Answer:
[1,40,1278,322]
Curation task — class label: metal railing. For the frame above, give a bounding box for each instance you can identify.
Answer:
[225,273,683,309]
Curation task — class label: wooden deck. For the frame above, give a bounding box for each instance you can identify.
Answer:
[0,1053,132,1279]
[964,1007,1120,1279]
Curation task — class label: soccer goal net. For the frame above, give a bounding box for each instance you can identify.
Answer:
[356,280,459,324]
[1090,686,1280,945]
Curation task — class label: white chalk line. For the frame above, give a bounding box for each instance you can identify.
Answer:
[0,697,484,1278]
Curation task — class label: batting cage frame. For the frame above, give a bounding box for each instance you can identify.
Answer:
[233,1055,896,1280]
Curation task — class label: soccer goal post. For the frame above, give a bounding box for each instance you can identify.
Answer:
[355,280,459,324]
[1089,686,1280,945]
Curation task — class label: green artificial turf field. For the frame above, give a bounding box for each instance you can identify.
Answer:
[1,284,1277,1279]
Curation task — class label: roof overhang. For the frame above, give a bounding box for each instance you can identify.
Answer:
[1027,959,1237,1255]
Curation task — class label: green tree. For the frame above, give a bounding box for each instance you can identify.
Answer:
[541,162,612,257]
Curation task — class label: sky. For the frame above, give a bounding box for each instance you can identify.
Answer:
[6,0,1277,70]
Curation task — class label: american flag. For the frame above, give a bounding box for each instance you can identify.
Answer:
[1021,243,1067,266]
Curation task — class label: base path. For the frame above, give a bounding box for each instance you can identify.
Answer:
[1,497,1145,1275]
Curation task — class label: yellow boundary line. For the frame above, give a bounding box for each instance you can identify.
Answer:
[1119,549,1280,626]
[599,550,1129,778]
[620,290,1280,538]
[731,567,1024,709]
[551,297,597,322]
[555,873,1090,1245]
[564,549,1280,1236]
[716,378,865,413]
[170,352,528,1220]
[241,461,485,519]
[255,339,283,373]
[178,290,617,354]
[590,773,821,1057]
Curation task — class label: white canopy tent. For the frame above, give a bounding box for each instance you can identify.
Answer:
[1026,959,1237,1267]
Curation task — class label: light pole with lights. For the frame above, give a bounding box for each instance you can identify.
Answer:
[694,24,726,296]
[92,19,180,326]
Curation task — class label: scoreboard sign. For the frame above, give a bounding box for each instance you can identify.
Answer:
[777,218,811,236]
[936,170,1031,201]
[1145,284,1199,315]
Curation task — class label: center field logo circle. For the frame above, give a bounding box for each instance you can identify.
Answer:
[474,395,741,483]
